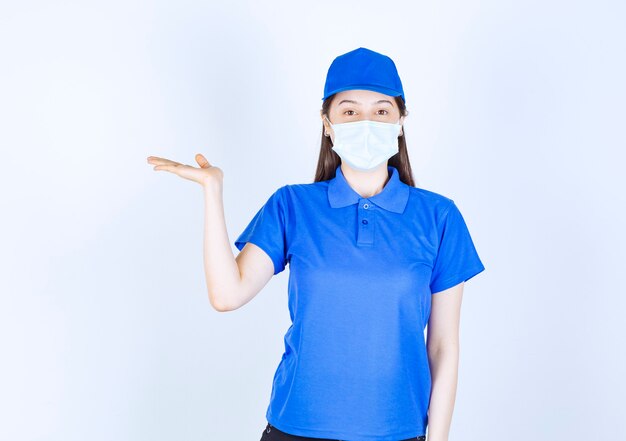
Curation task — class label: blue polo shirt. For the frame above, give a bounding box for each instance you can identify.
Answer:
[234,165,485,441]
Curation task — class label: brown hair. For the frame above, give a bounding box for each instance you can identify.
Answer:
[314,94,415,187]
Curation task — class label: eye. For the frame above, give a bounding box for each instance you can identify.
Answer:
[377,109,389,115]
[344,110,356,116]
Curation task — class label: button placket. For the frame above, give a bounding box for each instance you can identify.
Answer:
[357,198,375,246]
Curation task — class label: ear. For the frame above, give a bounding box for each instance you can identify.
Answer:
[399,112,408,136]
[321,114,331,136]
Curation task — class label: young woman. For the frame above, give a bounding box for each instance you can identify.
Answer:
[147,47,485,441]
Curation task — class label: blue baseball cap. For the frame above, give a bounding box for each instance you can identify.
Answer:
[322,47,405,104]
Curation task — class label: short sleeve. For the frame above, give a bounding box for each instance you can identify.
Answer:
[429,200,485,294]
[234,186,288,276]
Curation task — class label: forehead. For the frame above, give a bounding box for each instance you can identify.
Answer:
[333,89,397,107]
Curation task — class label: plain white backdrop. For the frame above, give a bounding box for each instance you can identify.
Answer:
[1,1,625,440]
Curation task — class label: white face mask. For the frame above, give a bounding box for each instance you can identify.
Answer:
[325,116,402,171]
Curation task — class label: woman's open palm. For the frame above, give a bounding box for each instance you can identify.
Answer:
[147,154,223,187]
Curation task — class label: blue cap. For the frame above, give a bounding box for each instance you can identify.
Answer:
[322,47,405,103]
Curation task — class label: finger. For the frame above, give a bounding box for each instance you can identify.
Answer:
[147,156,181,166]
[154,164,186,172]
[147,156,171,163]
[195,153,211,168]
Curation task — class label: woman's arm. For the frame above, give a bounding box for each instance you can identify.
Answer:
[426,282,465,441]
[202,181,275,312]
[147,154,274,312]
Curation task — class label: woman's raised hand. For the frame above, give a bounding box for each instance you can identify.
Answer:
[147,154,223,187]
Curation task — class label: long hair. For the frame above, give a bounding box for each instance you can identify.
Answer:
[313,94,415,187]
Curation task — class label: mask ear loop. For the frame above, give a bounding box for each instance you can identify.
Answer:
[396,117,403,136]
[324,116,332,137]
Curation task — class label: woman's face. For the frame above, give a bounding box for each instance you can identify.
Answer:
[321,89,406,141]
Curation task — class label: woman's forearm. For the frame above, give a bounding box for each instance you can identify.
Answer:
[426,343,460,441]
[202,182,241,311]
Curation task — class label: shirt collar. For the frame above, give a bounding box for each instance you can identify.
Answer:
[328,164,410,214]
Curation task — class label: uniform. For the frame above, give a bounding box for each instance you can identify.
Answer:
[234,164,486,441]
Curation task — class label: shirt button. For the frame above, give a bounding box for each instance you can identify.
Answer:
[363,203,369,209]
[362,219,368,225]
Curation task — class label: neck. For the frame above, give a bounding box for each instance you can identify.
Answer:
[341,163,390,198]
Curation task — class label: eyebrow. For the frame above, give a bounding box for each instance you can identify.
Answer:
[337,99,394,106]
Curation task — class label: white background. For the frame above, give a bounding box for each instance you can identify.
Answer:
[1,1,625,440]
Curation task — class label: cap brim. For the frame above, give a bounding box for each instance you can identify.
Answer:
[322,84,404,102]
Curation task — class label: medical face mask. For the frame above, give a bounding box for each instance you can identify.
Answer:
[325,116,402,171]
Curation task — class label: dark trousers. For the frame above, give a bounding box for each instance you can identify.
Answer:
[260,422,426,441]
